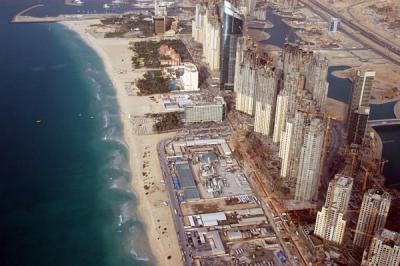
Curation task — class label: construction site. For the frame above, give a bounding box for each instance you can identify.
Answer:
[163,132,300,265]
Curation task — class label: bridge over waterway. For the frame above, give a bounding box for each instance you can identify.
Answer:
[368,119,400,127]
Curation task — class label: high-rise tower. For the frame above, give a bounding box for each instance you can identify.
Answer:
[294,117,324,201]
[353,189,391,250]
[254,65,279,136]
[346,70,375,144]
[220,1,243,90]
[362,229,400,266]
[314,174,353,245]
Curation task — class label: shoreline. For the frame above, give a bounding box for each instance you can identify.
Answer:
[60,20,182,265]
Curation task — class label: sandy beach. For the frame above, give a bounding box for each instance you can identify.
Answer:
[61,20,182,265]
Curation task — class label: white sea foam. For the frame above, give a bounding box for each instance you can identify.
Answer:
[110,178,134,195]
[120,201,137,224]
[129,248,150,262]
[103,134,129,150]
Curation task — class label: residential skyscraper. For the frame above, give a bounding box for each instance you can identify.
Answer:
[192,5,221,71]
[272,91,289,143]
[314,175,353,245]
[220,0,243,90]
[303,56,329,111]
[254,66,279,136]
[234,38,258,115]
[154,0,159,16]
[192,4,203,41]
[348,70,375,110]
[353,189,391,250]
[347,106,370,144]
[346,70,375,144]
[279,110,308,180]
[295,118,324,201]
[362,229,400,266]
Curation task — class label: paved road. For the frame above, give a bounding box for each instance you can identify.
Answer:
[157,137,192,266]
[368,118,400,127]
[300,0,400,67]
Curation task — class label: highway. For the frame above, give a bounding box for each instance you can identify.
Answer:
[300,0,400,67]
[368,118,400,127]
[157,137,192,266]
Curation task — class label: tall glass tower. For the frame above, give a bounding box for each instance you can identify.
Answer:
[220,1,243,90]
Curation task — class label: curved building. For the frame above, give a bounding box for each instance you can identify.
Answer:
[220,1,243,90]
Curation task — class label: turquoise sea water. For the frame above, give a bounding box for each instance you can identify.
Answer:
[0,1,152,265]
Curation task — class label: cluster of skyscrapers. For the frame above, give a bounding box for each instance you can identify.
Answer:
[234,40,329,202]
[313,175,399,265]
[192,0,248,86]
[190,1,399,264]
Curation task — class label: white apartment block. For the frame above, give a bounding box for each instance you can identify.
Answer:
[279,119,294,178]
[234,39,257,116]
[354,189,391,250]
[315,207,347,245]
[254,67,278,136]
[192,6,221,71]
[279,110,308,180]
[203,16,220,71]
[184,97,225,123]
[314,175,353,245]
[362,229,400,266]
[272,92,289,143]
[295,118,324,201]
[181,63,199,91]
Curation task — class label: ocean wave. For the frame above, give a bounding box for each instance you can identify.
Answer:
[129,248,150,262]
[119,201,137,225]
[103,135,129,151]
[102,111,119,129]
[110,177,134,195]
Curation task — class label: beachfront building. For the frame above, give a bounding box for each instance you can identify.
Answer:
[184,97,226,123]
[159,45,181,66]
[314,175,353,245]
[181,63,199,91]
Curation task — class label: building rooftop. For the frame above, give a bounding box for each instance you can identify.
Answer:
[175,161,196,188]
[184,187,201,200]
[376,229,400,247]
